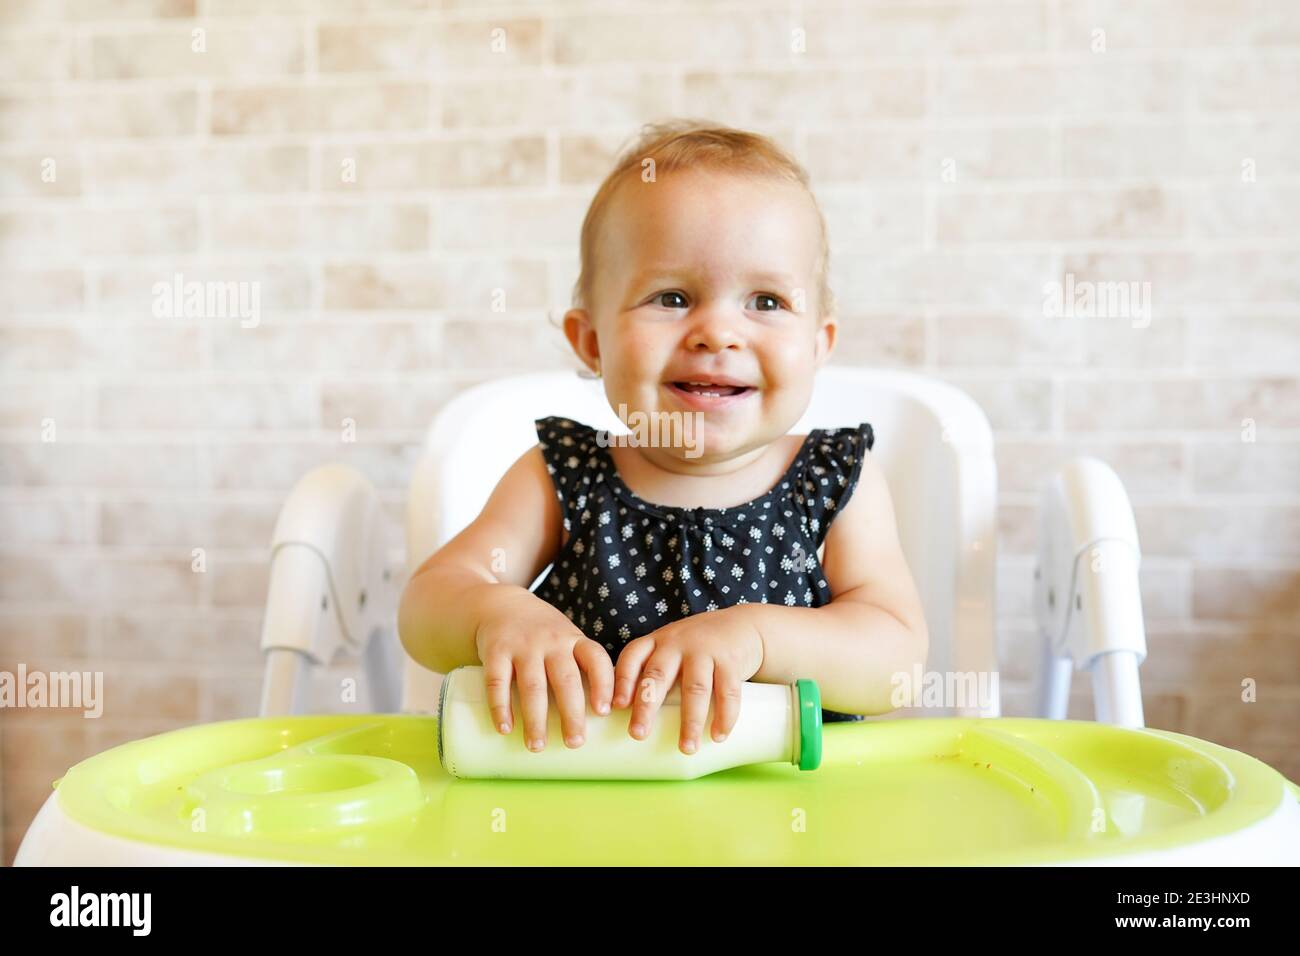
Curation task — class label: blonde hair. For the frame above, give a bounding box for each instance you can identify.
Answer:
[570,119,834,321]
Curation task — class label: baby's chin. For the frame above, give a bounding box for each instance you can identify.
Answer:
[609,389,774,458]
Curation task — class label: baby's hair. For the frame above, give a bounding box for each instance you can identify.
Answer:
[568,118,835,323]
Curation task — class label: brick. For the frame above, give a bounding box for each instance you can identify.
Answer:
[87,144,308,196]
[322,260,546,310]
[211,83,428,135]
[89,26,304,79]
[1191,566,1300,622]
[316,136,545,191]
[0,90,197,143]
[1065,377,1300,431]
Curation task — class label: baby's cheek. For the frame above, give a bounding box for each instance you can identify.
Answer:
[613,331,670,374]
[762,354,819,401]
[766,332,819,372]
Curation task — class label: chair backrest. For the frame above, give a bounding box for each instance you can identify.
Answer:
[402,366,999,717]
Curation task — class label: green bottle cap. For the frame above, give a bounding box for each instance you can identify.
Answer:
[795,679,822,771]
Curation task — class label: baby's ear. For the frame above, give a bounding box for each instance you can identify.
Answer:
[814,314,838,364]
[562,308,601,372]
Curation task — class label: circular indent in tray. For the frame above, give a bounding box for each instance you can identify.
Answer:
[185,753,423,838]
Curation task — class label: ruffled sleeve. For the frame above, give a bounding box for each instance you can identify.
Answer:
[534,416,602,538]
[793,422,875,548]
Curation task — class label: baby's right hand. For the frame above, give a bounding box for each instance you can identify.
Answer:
[473,588,615,752]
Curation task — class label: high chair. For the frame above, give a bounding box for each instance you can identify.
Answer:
[256,365,1148,727]
[18,366,1299,866]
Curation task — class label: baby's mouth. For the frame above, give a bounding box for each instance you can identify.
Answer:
[667,381,754,398]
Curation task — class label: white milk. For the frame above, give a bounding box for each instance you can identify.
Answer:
[437,665,820,780]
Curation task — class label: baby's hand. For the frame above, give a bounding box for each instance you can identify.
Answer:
[474,588,615,752]
[613,605,765,755]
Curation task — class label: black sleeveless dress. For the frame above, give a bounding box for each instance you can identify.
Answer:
[531,415,875,722]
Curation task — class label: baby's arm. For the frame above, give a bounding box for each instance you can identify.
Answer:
[744,449,929,715]
[611,449,929,750]
[397,444,616,750]
[397,445,561,675]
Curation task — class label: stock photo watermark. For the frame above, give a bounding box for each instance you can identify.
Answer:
[890,664,1000,711]
[50,886,151,936]
[0,664,103,717]
[594,405,706,459]
[1043,272,1151,328]
[152,271,261,328]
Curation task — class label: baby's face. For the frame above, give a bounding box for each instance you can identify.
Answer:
[568,168,835,461]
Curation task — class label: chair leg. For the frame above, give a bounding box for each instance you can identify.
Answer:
[1091,650,1146,728]
[363,627,403,714]
[1035,636,1074,720]
[260,648,314,717]
[1033,457,1149,726]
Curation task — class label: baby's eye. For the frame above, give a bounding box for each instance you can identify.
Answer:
[747,292,787,312]
[652,291,688,309]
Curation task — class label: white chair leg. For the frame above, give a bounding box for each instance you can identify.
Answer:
[363,627,403,714]
[1091,650,1146,728]
[1033,458,1149,727]
[257,463,390,716]
[260,648,314,717]
[1035,640,1074,720]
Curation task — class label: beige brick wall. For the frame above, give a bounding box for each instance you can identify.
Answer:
[1,0,1298,862]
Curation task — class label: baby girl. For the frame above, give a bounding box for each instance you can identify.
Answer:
[398,119,928,757]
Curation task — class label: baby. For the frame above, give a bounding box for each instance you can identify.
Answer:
[398,119,928,757]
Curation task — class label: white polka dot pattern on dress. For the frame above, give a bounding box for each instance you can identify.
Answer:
[528,415,874,720]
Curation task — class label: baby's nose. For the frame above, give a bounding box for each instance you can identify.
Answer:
[684,310,745,351]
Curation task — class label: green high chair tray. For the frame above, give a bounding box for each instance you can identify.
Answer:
[18,713,1300,866]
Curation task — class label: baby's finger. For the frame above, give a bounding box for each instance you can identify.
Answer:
[516,656,550,752]
[613,636,655,709]
[481,653,515,735]
[709,665,743,743]
[676,656,714,755]
[545,652,588,748]
[574,639,614,716]
[628,651,679,741]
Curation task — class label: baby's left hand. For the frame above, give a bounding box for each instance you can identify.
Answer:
[613,605,764,754]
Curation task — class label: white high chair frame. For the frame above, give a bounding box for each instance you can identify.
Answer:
[256,366,1149,726]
